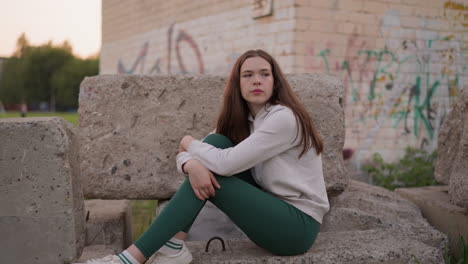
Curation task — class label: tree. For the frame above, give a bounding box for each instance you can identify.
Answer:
[0,33,99,110]
[21,44,74,111]
[13,32,30,57]
[52,57,99,109]
[0,57,26,103]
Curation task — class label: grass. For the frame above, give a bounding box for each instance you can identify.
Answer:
[0,111,158,242]
[130,200,159,241]
[0,111,79,126]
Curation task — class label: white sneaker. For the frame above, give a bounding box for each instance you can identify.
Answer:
[74,255,123,264]
[149,244,193,264]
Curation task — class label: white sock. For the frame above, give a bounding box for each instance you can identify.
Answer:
[118,250,140,264]
[158,237,184,256]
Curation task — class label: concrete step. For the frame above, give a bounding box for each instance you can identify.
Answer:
[84,200,133,253]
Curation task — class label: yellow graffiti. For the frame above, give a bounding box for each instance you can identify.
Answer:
[444,1,468,11]
[444,1,468,28]
[449,80,458,97]
[377,76,386,82]
[444,35,456,40]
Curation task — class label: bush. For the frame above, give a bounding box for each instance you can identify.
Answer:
[363,147,438,190]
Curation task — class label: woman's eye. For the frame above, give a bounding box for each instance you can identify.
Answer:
[243,74,252,77]
[262,73,270,76]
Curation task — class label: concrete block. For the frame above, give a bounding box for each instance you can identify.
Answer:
[84,200,133,252]
[184,232,444,264]
[0,117,85,263]
[448,100,468,209]
[151,181,446,263]
[78,74,347,199]
[75,245,116,263]
[287,74,348,196]
[435,88,468,208]
[396,185,468,259]
[435,90,465,185]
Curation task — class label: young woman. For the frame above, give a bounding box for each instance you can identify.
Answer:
[81,49,329,264]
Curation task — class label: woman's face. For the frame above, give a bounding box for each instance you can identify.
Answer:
[239,56,274,115]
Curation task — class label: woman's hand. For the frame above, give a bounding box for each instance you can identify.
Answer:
[184,159,221,201]
[179,135,195,153]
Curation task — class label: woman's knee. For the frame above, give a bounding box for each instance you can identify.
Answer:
[202,133,234,149]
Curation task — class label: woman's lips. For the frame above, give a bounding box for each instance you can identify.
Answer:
[252,89,263,94]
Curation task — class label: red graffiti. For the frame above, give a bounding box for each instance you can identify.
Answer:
[118,24,204,74]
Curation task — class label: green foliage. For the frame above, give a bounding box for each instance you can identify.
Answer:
[0,33,98,109]
[444,236,468,264]
[0,57,26,103]
[21,44,74,104]
[130,200,158,242]
[363,147,438,190]
[52,57,99,108]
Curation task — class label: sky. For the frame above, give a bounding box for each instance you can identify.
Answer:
[0,0,101,58]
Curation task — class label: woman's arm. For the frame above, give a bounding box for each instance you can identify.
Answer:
[176,151,194,174]
[186,107,299,176]
[176,130,215,174]
[184,159,220,200]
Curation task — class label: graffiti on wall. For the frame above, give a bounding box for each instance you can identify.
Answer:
[118,24,205,74]
[444,1,468,30]
[306,7,467,155]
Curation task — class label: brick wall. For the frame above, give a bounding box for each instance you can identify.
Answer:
[101,0,296,74]
[101,0,467,168]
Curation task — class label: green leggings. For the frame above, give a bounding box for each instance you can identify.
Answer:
[134,134,320,258]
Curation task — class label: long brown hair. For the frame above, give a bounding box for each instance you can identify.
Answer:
[216,49,323,157]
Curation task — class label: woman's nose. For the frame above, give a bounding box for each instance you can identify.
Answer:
[253,75,261,84]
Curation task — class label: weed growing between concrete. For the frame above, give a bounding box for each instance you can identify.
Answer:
[444,236,468,264]
[130,200,158,241]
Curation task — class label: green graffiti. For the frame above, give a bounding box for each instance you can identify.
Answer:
[317,49,359,101]
[412,76,439,139]
[340,61,359,101]
[313,35,461,141]
[392,75,440,139]
[318,49,331,73]
[363,50,397,101]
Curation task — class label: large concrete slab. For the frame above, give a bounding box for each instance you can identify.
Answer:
[183,234,442,264]
[448,108,468,209]
[435,88,468,185]
[396,185,468,260]
[78,74,347,199]
[84,200,133,252]
[148,181,446,263]
[434,87,468,208]
[0,117,85,263]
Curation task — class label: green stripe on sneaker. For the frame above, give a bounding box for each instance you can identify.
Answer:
[166,240,183,247]
[118,254,131,264]
[166,240,182,246]
[165,243,183,250]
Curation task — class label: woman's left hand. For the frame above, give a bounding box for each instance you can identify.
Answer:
[179,135,195,152]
